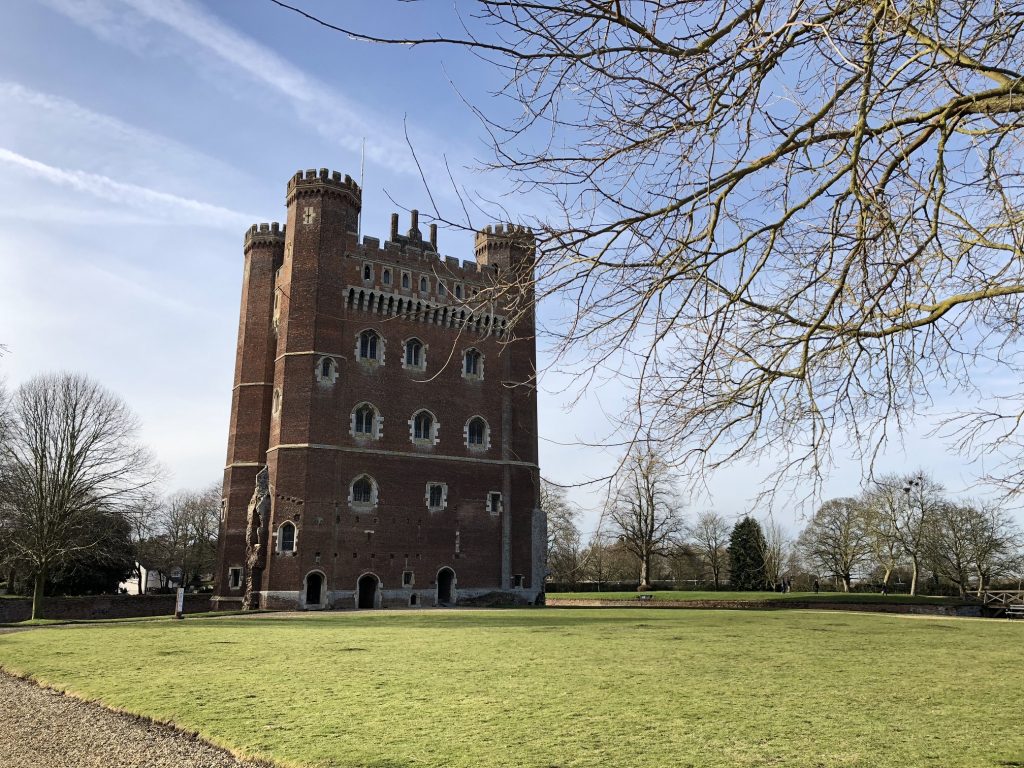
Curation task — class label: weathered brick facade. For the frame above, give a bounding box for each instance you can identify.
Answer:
[212,168,543,610]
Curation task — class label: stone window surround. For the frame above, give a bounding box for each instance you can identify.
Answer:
[355,328,385,365]
[349,401,384,440]
[227,566,242,590]
[401,337,428,371]
[362,262,374,283]
[276,520,298,555]
[487,491,503,515]
[463,415,491,451]
[462,348,484,380]
[348,474,380,510]
[409,409,440,446]
[315,355,339,384]
[425,481,448,512]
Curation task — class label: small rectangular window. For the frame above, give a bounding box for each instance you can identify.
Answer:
[228,567,242,590]
[403,571,414,586]
[487,492,502,514]
[512,575,524,588]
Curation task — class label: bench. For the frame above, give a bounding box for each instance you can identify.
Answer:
[1006,604,1024,619]
[636,594,654,602]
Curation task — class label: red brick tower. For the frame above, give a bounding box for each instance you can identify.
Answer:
[214,169,543,610]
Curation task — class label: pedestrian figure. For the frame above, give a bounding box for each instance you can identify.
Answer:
[813,579,820,594]
[881,582,888,596]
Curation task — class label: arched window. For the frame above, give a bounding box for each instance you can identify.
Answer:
[316,356,337,383]
[463,348,482,377]
[352,403,379,438]
[279,522,296,553]
[419,276,428,293]
[382,268,392,285]
[363,264,372,281]
[455,284,463,299]
[358,330,380,361]
[438,281,447,296]
[466,416,487,448]
[404,338,424,368]
[401,271,410,289]
[414,411,433,440]
[350,475,378,507]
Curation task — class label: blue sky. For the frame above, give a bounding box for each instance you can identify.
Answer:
[0,0,1005,536]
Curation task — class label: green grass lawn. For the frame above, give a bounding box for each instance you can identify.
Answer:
[0,609,1021,767]
[547,590,969,605]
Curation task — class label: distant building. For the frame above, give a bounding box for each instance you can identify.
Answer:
[212,169,544,610]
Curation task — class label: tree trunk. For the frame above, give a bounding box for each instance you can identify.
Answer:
[639,554,651,590]
[31,569,46,621]
[842,574,851,593]
[882,566,892,586]
[909,559,919,596]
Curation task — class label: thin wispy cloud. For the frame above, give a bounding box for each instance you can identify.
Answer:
[0,81,250,190]
[41,0,447,179]
[0,147,255,229]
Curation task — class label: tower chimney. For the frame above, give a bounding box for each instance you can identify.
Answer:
[409,209,421,240]
[429,223,437,250]
[390,213,399,241]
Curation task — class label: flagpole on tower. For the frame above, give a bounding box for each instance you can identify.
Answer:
[357,138,365,241]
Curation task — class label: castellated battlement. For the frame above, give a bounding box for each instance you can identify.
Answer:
[474,222,536,269]
[244,221,286,249]
[286,168,362,203]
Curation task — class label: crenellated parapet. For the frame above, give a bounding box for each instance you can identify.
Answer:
[245,222,286,251]
[286,167,362,207]
[474,223,536,269]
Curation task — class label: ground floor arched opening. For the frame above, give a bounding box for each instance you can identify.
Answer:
[304,571,325,609]
[357,573,379,609]
[436,567,456,606]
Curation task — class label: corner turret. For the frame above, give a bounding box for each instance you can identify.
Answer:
[474,223,536,270]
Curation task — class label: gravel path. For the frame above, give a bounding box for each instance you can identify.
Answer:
[0,671,271,768]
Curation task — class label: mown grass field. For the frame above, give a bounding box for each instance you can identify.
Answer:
[547,590,968,604]
[1,609,1021,768]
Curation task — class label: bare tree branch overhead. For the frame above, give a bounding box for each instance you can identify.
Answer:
[272,1,1024,494]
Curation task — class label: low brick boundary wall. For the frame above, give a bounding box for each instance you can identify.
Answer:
[0,594,212,623]
[546,598,982,617]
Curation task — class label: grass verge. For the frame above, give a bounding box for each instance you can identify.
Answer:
[0,609,1021,767]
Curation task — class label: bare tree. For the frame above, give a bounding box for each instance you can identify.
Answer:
[272,1,1024,497]
[798,497,873,592]
[542,480,587,585]
[759,518,791,591]
[923,500,977,597]
[0,373,156,618]
[689,511,730,590]
[860,490,904,588]
[143,484,221,590]
[605,447,685,589]
[867,473,944,595]
[964,504,1022,595]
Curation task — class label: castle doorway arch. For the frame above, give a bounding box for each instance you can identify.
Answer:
[357,573,379,609]
[304,571,325,609]
[436,567,456,606]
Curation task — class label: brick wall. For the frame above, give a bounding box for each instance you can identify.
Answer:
[0,594,212,623]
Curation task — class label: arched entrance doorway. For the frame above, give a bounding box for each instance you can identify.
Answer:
[304,572,324,608]
[357,573,379,609]
[436,567,456,606]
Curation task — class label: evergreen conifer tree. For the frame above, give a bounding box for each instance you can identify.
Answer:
[728,517,767,591]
